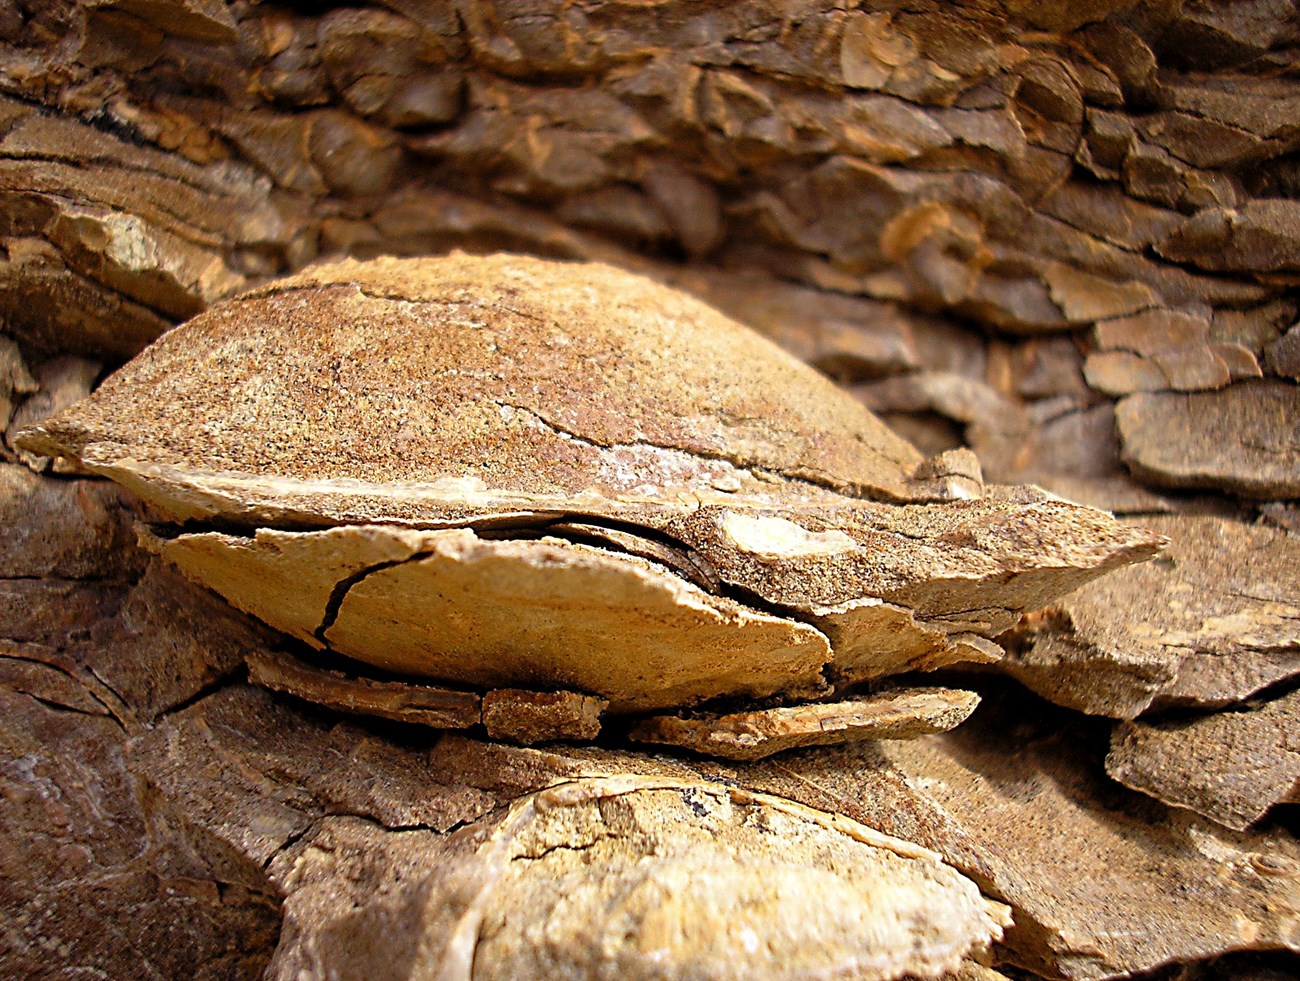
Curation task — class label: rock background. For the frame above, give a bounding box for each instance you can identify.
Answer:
[0,2,1297,979]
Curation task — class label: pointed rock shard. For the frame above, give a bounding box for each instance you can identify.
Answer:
[999,514,1300,718]
[246,649,483,731]
[158,523,831,714]
[628,688,980,760]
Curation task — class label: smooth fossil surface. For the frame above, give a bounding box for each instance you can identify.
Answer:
[17,253,1161,740]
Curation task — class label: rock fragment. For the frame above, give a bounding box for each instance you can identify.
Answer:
[0,337,37,433]
[481,689,607,744]
[705,691,1300,980]
[246,649,482,731]
[1107,689,1300,831]
[997,514,1300,719]
[1265,323,1300,381]
[628,688,980,760]
[269,773,1009,981]
[1117,382,1300,498]
[156,524,833,715]
[15,254,1160,743]
[1157,201,1300,274]
[5,355,100,471]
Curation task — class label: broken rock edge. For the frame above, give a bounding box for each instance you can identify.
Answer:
[136,499,1156,728]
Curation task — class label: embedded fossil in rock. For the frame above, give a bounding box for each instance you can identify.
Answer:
[16,253,1162,757]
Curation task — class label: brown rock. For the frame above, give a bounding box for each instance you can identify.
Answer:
[0,683,281,980]
[1117,381,1300,497]
[1083,350,1167,395]
[998,515,1300,719]
[628,688,980,760]
[481,688,607,744]
[0,337,36,432]
[1150,344,1232,391]
[1094,308,1210,355]
[1265,324,1300,381]
[1107,689,1300,831]
[246,648,482,731]
[1157,201,1300,274]
[704,692,1300,980]
[6,355,100,470]
[668,267,922,380]
[125,684,1009,981]
[855,370,1025,434]
[18,254,926,514]
[268,770,1009,981]
[1042,262,1158,323]
[0,463,141,580]
[17,255,1159,732]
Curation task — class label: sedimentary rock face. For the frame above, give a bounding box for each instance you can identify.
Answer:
[17,253,1161,754]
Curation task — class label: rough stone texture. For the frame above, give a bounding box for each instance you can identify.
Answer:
[481,689,608,744]
[701,689,1300,981]
[3,0,1300,977]
[246,649,483,731]
[19,253,927,511]
[0,683,281,981]
[1107,689,1300,832]
[17,255,1160,727]
[0,462,282,979]
[998,514,1300,720]
[124,685,1009,981]
[628,688,980,760]
[1117,383,1300,498]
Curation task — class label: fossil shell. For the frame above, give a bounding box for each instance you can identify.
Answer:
[17,253,1162,721]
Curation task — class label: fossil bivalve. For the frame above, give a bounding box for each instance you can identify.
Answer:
[16,253,1162,756]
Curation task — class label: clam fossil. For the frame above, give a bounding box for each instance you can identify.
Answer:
[17,253,1161,756]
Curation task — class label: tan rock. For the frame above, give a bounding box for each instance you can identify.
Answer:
[159,524,832,714]
[1083,349,1167,395]
[17,253,927,519]
[15,254,1160,740]
[0,336,36,432]
[628,688,980,760]
[246,649,482,731]
[481,689,607,744]
[5,355,100,471]
[705,692,1300,980]
[998,514,1300,718]
[1117,381,1300,498]
[270,776,1010,981]
[1107,689,1300,831]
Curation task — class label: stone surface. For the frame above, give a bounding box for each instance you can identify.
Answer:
[246,649,482,731]
[17,253,928,516]
[0,336,36,433]
[628,688,980,760]
[702,689,1300,980]
[125,685,1009,981]
[1266,324,1300,381]
[1117,382,1300,498]
[161,524,832,715]
[481,689,608,744]
[5,354,100,470]
[17,255,1160,730]
[3,0,1300,976]
[1107,689,1300,831]
[998,514,1300,719]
